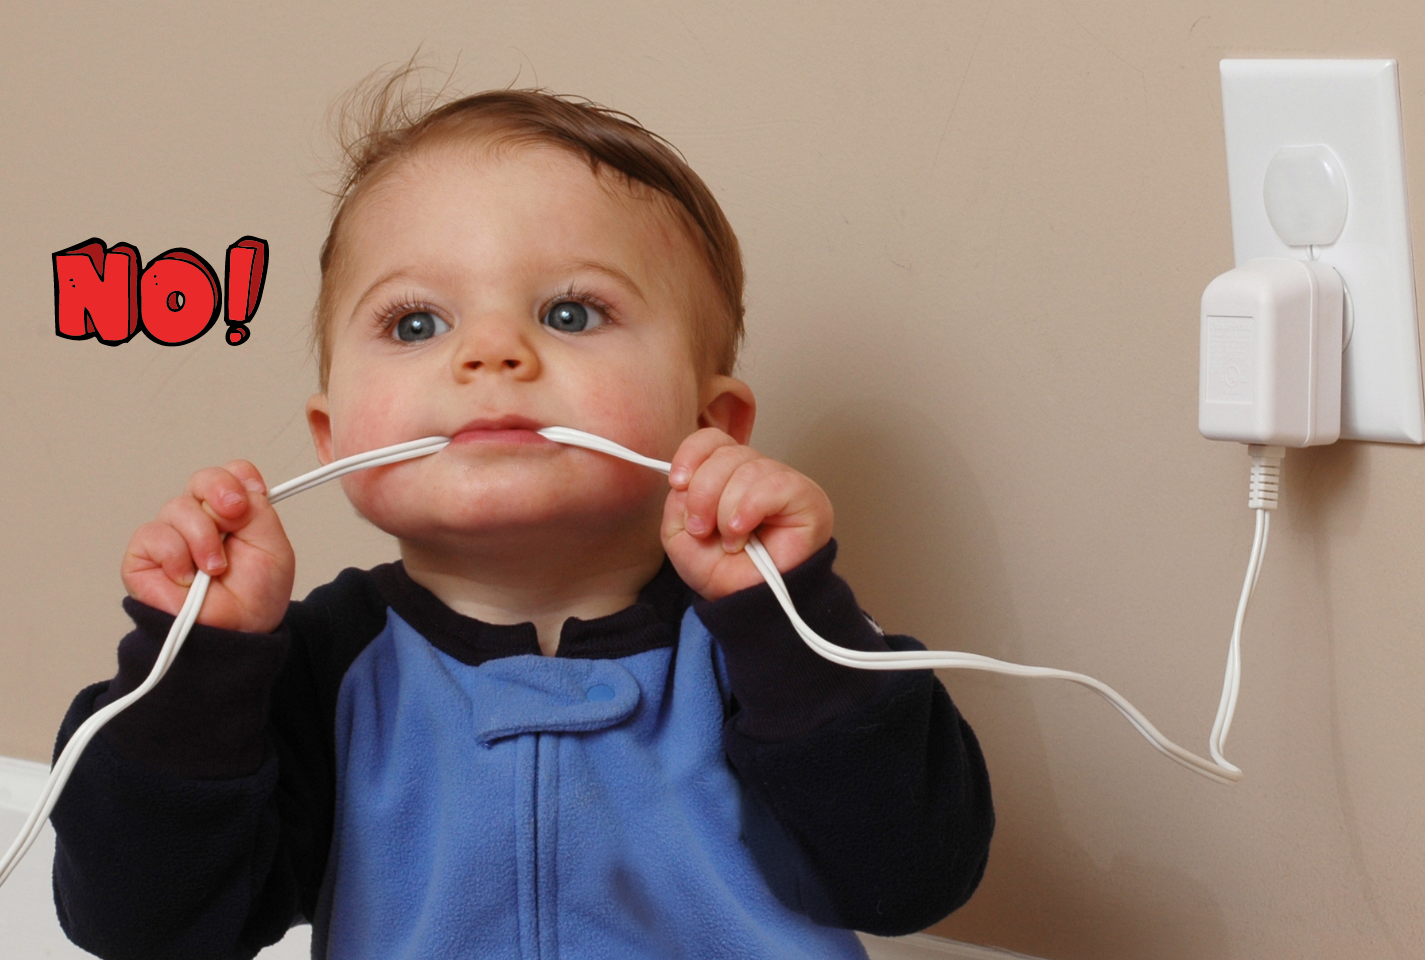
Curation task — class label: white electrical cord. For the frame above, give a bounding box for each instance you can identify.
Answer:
[0,428,1270,888]
[544,427,1274,786]
[0,437,450,889]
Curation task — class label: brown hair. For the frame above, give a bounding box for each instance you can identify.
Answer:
[313,68,745,388]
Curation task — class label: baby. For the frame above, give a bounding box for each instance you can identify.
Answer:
[51,82,993,959]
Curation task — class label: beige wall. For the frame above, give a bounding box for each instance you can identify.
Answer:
[3,2,1423,957]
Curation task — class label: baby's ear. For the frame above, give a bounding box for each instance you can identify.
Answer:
[306,393,335,465]
[698,375,756,444]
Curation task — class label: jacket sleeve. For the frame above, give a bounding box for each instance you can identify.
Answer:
[696,541,994,936]
[49,570,388,960]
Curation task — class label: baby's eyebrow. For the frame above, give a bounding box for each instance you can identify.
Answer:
[569,259,646,304]
[349,267,424,318]
[344,260,648,319]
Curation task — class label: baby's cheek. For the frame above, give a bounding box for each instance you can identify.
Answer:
[580,369,702,458]
[329,393,412,459]
[337,466,404,515]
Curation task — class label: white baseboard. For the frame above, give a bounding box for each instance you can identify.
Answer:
[858,932,1046,960]
[0,755,46,814]
[0,755,1041,960]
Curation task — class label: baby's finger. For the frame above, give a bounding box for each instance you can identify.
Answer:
[682,444,760,538]
[221,459,268,497]
[219,463,293,565]
[128,520,199,590]
[662,486,691,540]
[156,495,230,576]
[668,428,740,489]
[185,465,259,527]
[717,461,801,551]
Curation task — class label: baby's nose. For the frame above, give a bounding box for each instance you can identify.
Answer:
[453,315,541,380]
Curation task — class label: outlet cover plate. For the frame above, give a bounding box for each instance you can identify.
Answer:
[1220,59,1425,444]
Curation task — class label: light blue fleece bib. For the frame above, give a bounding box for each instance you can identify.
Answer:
[323,607,868,960]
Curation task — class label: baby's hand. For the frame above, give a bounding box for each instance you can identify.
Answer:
[121,461,295,633]
[663,429,833,601]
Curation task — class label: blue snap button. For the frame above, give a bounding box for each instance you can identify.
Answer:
[586,684,615,702]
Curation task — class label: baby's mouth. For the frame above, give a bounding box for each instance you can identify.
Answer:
[449,416,555,447]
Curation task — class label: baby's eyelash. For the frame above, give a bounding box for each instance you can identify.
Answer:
[368,285,618,335]
[371,295,443,334]
[546,284,618,324]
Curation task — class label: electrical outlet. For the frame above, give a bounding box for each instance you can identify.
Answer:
[1220,59,1425,444]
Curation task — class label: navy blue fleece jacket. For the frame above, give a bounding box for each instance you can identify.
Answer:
[51,542,993,959]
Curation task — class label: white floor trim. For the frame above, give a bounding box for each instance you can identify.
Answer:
[859,932,1046,960]
[0,755,46,814]
[1,755,1041,960]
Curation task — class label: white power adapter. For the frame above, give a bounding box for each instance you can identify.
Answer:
[1199,256,1343,447]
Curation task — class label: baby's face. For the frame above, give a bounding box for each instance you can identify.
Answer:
[308,142,742,551]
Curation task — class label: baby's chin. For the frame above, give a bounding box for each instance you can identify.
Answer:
[349,476,666,550]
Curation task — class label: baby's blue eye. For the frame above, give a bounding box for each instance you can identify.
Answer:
[392,311,450,342]
[542,300,605,333]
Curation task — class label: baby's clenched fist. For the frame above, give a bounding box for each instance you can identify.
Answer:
[121,460,295,633]
[662,428,832,601]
